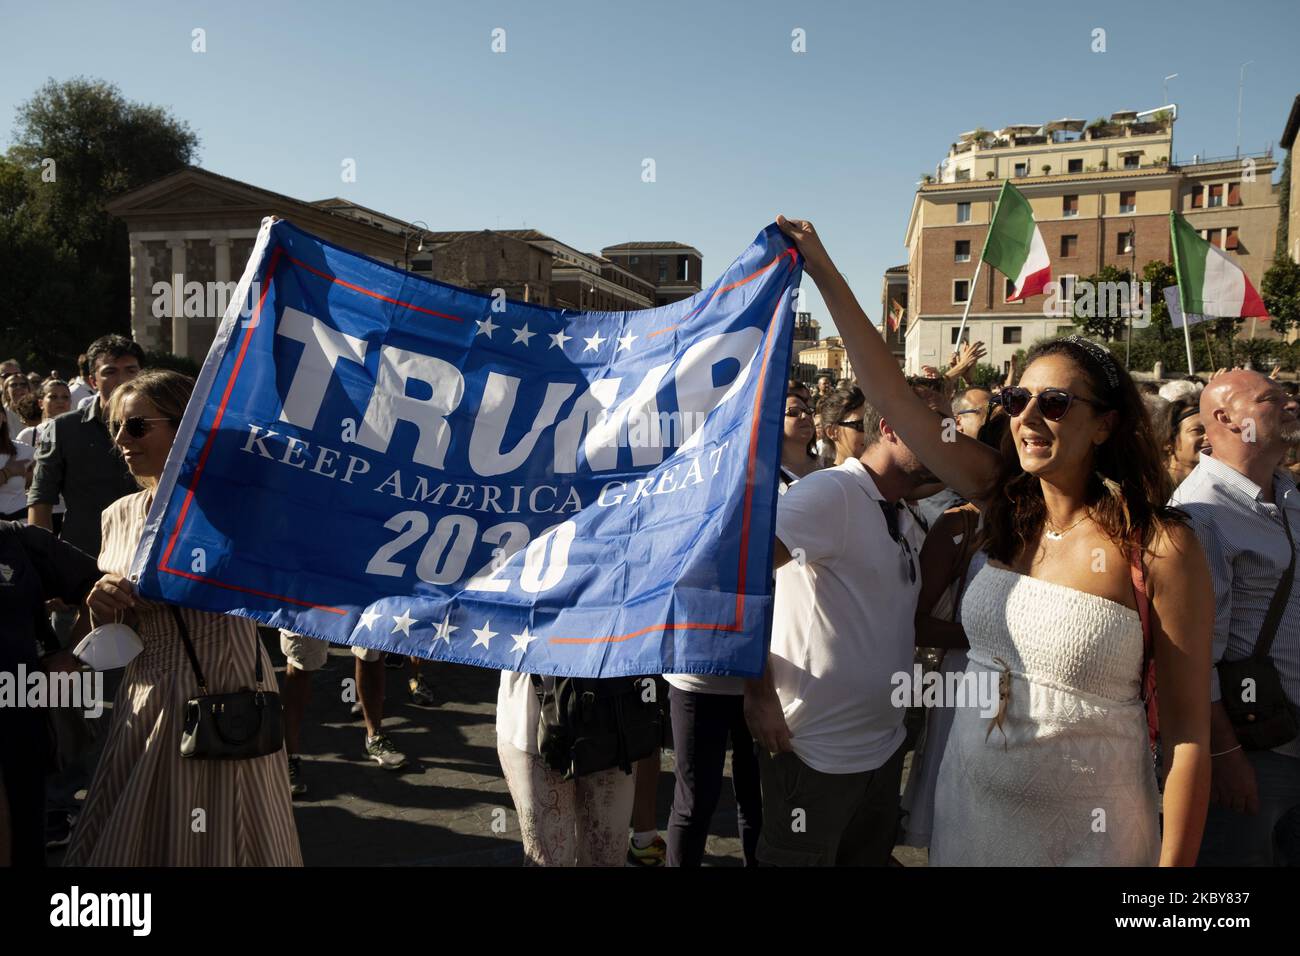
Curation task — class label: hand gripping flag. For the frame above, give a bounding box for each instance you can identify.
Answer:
[131,218,801,678]
[982,181,1051,301]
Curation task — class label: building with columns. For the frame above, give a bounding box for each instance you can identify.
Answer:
[106,166,700,362]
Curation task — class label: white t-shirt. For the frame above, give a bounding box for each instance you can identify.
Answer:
[496,671,540,754]
[68,378,94,407]
[0,443,34,516]
[770,458,921,774]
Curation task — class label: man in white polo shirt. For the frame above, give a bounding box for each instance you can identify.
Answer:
[745,383,939,866]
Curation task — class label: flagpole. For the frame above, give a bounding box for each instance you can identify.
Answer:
[954,257,983,350]
[1170,211,1197,376]
[956,182,1009,350]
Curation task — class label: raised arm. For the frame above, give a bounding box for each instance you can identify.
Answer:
[777,216,1000,502]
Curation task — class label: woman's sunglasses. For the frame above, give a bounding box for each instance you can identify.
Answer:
[784,407,814,419]
[109,416,173,439]
[996,386,1107,422]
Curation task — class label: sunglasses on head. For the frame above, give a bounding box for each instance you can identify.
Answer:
[996,386,1107,422]
[109,416,173,439]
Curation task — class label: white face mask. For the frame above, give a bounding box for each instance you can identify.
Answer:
[73,621,144,670]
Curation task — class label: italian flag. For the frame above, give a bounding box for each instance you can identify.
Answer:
[1170,212,1268,318]
[982,181,1051,301]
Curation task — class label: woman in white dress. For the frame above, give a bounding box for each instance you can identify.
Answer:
[777,216,1212,866]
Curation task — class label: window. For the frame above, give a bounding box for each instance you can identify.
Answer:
[1209,184,1224,208]
[1060,275,1078,305]
[1057,325,1075,336]
[954,240,971,262]
[658,256,668,281]
[1123,154,1140,169]
[953,280,970,304]
[1207,230,1222,248]
[1063,195,1079,217]
[1014,162,1029,177]
[1117,231,1134,255]
[1191,188,1204,209]
[1228,183,1242,206]
[950,326,971,344]
[1119,190,1136,214]
[1005,277,1020,302]
[1068,158,1083,173]
[629,255,639,265]
[1060,234,1078,257]
[1003,326,1022,344]
[1225,227,1240,251]
[679,259,690,281]
[955,169,972,182]
[956,202,971,223]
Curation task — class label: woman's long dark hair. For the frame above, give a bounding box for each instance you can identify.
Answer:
[0,413,14,457]
[983,338,1183,564]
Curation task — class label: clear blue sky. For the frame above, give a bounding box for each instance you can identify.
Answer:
[3,0,1297,334]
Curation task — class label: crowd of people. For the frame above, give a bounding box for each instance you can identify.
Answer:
[2,215,1299,868]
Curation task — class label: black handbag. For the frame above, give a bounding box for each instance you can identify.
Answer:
[171,605,284,760]
[1217,508,1300,751]
[531,674,662,780]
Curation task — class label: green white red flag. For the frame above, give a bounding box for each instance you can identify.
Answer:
[1169,211,1268,318]
[981,181,1051,301]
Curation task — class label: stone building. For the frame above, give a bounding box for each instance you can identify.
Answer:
[106,167,698,362]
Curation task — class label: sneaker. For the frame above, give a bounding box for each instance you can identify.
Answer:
[408,674,435,706]
[365,733,408,770]
[45,811,73,849]
[626,833,667,867]
[288,755,307,798]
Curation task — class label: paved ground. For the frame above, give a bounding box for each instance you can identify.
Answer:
[52,630,928,867]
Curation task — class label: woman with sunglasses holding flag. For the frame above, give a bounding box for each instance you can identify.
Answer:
[774,217,1212,866]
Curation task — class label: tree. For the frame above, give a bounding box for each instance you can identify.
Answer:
[1070,264,1131,341]
[1262,256,1300,336]
[0,77,199,371]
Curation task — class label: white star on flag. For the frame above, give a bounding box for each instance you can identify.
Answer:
[510,626,538,652]
[357,609,381,630]
[616,332,637,352]
[583,331,606,353]
[476,316,498,338]
[471,620,498,650]
[434,612,458,645]
[391,609,417,636]
[549,329,571,350]
[512,323,536,346]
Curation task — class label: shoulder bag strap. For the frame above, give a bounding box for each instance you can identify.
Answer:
[1254,505,1297,661]
[169,604,209,695]
[168,605,266,693]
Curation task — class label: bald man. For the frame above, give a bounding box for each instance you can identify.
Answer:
[950,387,992,440]
[1170,369,1300,866]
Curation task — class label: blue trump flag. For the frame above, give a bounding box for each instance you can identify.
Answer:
[132,218,801,678]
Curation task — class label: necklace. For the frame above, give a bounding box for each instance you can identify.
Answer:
[1044,512,1089,541]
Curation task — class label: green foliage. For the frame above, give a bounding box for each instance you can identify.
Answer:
[0,77,199,371]
[142,349,200,378]
[1262,256,1300,335]
[1277,150,1291,259]
[967,362,1004,388]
